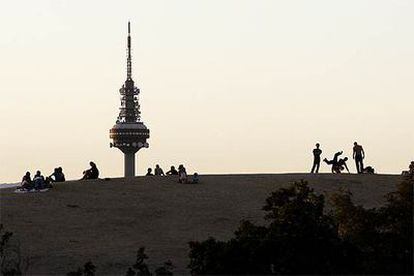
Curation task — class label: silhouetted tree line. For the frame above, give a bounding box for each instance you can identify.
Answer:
[66,247,173,276]
[188,177,413,275]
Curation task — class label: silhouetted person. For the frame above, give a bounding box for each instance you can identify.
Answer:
[166,166,178,175]
[82,162,99,180]
[353,142,365,174]
[191,173,199,184]
[21,171,32,190]
[311,143,322,173]
[409,161,414,178]
[33,170,45,190]
[49,167,65,182]
[324,151,344,173]
[362,166,375,174]
[146,168,153,176]
[336,157,350,173]
[178,164,188,183]
[154,164,165,176]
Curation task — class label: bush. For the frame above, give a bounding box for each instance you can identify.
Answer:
[1,225,30,276]
[126,247,174,276]
[188,178,413,275]
[67,261,96,276]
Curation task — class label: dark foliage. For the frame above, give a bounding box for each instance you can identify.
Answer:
[189,178,413,275]
[1,225,28,276]
[154,260,174,276]
[126,247,174,276]
[66,261,96,276]
[126,247,151,276]
[331,175,413,274]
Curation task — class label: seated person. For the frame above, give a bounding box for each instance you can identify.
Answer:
[43,176,53,189]
[362,166,375,174]
[166,166,178,175]
[49,167,66,182]
[191,173,199,184]
[33,170,45,190]
[178,165,188,184]
[146,168,154,176]
[154,165,165,176]
[82,162,99,180]
[21,171,33,190]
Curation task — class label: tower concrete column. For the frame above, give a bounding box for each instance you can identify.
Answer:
[124,152,136,177]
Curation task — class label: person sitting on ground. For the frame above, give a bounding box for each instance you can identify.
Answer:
[178,164,188,183]
[146,168,154,176]
[49,167,66,182]
[21,172,33,190]
[323,151,343,173]
[166,166,178,175]
[33,170,45,190]
[154,164,165,176]
[409,161,414,178]
[82,161,99,180]
[191,173,199,184]
[362,166,375,174]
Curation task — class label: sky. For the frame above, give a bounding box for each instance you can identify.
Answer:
[0,0,413,182]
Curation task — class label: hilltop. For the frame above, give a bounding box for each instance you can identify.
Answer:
[0,173,402,274]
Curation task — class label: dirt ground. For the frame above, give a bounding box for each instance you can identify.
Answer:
[0,173,401,275]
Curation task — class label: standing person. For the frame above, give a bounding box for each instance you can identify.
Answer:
[353,142,365,174]
[154,164,165,176]
[311,143,322,173]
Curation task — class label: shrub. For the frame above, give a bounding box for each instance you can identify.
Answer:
[188,178,413,275]
[1,225,30,276]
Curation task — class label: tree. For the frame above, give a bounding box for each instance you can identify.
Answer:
[1,225,30,276]
[189,180,357,274]
[189,178,413,275]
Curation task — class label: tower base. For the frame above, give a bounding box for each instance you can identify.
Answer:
[124,152,136,177]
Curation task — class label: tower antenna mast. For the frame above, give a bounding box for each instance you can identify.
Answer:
[127,21,132,80]
[110,22,150,177]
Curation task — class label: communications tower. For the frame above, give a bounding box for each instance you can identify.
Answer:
[109,22,150,177]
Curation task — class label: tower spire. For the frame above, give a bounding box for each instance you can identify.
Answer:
[110,22,150,178]
[127,21,132,80]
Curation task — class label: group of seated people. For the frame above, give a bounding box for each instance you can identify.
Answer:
[20,167,65,190]
[19,161,99,191]
[146,164,199,184]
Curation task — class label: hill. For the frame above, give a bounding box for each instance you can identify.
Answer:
[0,173,402,274]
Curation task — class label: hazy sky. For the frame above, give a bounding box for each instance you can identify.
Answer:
[1,0,413,182]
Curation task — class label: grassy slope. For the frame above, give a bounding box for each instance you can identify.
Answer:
[0,173,401,274]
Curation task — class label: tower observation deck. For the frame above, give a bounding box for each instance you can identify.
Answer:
[109,22,150,177]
